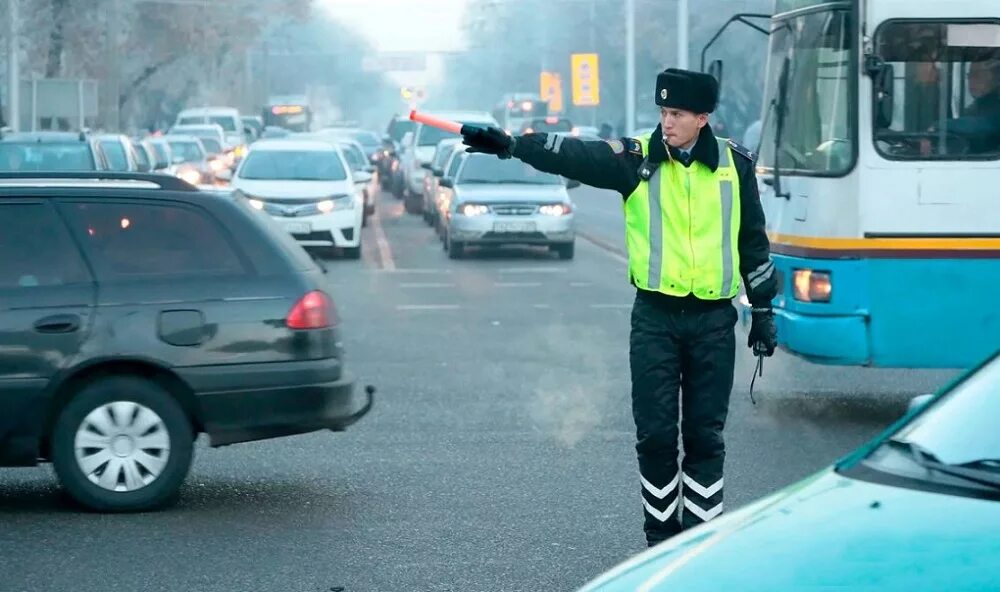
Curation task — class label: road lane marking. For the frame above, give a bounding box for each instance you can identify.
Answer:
[396,304,461,311]
[495,282,543,288]
[371,207,396,271]
[399,282,455,288]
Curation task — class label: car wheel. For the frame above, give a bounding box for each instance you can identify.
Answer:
[447,237,465,259]
[553,242,575,260]
[50,376,194,512]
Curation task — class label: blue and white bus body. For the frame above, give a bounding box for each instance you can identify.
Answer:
[746,0,1000,368]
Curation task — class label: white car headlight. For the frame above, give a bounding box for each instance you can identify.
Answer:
[317,197,354,213]
[248,198,264,210]
[460,204,489,216]
[539,203,572,216]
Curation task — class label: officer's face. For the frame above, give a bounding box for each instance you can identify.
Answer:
[660,108,708,148]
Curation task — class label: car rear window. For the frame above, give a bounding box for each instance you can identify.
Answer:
[0,142,94,171]
[0,203,91,288]
[178,116,204,126]
[209,116,238,132]
[239,150,347,181]
[64,201,246,279]
[168,141,204,163]
[200,138,223,155]
[132,142,150,169]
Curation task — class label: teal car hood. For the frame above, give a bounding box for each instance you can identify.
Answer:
[581,469,1000,591]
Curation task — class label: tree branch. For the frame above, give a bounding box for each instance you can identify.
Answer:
[118,55,183,109]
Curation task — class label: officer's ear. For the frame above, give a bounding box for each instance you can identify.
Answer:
[695,113,710,129]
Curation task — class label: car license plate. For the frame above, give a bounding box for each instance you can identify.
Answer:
[284,221,311,235]
[493,221,536,233]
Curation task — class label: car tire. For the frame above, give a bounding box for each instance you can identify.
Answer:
[50,376,194,512]
[553,242,575,260]
[447,237,465,259]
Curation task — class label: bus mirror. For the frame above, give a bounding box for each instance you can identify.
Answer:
[874,63,895,129]
[708,59,724,89]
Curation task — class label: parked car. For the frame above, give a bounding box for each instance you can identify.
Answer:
[0,171,371,512]
[401,110,497,213]
[0,131,109,171]
[442,152,577,260]
[97,134,141,172]
[174,107,246,152]
[231,139,363,259]
[577,350,1000,591]
[421,138,462,228]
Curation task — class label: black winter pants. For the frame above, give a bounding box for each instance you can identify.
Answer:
[629,290,737,545]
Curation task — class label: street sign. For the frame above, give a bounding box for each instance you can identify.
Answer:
[540,71,564,113]
[571,53,600,107]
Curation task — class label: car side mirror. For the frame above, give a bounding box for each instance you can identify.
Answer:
[907,393,934,415]
[354,171,372,184]
[566,177,581,189]
[439,178,454,188]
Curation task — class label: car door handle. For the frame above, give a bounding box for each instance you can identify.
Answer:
[33,314,81,334]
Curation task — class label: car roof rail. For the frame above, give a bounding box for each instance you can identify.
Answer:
[0,171,198,191]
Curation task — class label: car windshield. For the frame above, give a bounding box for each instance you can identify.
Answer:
[458,155,563,185]
[168,141,204,163]
[239,150,347,181]
[209,116,237,132]
[351,131,380,148]
[0,142,94,171]
[99,140,129,171]
[200,138,222,155]
[419,121,487,146]
[757,7,854,175]
[888,355,1000,466]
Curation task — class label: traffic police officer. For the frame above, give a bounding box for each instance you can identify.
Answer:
[462,68,779,546]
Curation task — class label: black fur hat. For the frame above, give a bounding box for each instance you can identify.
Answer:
[654,68,719,114]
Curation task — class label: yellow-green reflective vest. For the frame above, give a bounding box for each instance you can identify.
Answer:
[624,136,741,300]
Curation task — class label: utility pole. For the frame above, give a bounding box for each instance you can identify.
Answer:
[7,0,19,131]
[677,0,689,69]
[625,0,635,136]
[589,0,597,127]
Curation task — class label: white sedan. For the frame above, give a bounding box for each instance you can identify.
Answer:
[231,139,363,259]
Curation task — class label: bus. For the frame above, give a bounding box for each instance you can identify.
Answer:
[493,93,550,135]
[736,0,1000,368]
[262,95,312,132]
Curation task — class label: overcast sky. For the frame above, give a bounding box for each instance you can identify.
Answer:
[320,0,469,54]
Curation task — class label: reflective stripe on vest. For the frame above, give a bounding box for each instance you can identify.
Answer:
[624,136,741,300]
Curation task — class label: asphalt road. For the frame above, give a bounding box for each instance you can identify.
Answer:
[0,186,957,592]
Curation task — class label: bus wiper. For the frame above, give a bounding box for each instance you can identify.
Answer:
[885,439,1000,491]
[772,56,792,200]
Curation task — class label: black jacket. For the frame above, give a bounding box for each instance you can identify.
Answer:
[511,123,777,308]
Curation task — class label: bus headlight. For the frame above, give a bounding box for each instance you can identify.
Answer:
[792,269,832,303]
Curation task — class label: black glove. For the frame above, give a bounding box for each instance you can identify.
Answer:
[462,126,514,159]
[748,307,777,357]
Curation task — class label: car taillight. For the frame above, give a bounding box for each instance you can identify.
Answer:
[286,290,337,329]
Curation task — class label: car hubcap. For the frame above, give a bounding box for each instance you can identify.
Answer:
[74,401,170,492]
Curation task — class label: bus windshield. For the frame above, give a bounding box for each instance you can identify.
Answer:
[757,7,854,175]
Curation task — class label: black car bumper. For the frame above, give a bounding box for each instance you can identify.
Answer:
[180,359,372,447]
